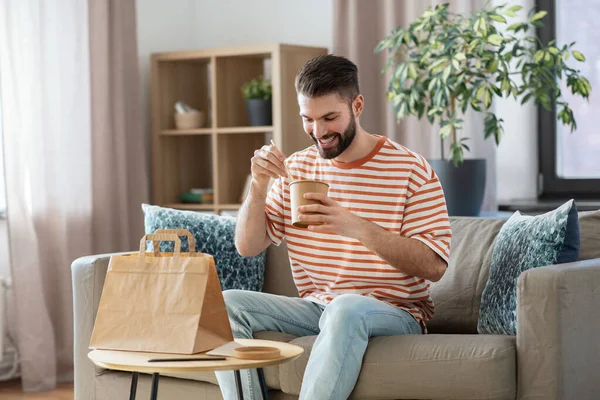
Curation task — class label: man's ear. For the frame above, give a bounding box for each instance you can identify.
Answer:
[352,95,364,118]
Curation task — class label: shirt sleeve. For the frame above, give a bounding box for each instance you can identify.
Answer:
[401,167,452,264]
[265,177,286,246]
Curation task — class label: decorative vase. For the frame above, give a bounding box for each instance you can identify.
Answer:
[246,99,272,126]
[429,159,486,217]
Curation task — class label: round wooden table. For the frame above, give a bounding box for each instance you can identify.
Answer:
[88,339,304,400]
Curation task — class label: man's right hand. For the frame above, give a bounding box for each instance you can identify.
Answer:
[250,143,288,192]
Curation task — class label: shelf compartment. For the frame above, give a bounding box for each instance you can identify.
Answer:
[161,128,213,136]
[215,53,272,128]
[156,135,213,205]
[157,58,212,130]
[216,126,273,134]
[216,133,266,205]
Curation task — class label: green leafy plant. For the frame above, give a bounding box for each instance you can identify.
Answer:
[241,75,272,100]
[375,2,592,166]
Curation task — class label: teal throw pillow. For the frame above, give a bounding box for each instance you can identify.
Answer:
[142,204,266,292]
[478,199,580,335]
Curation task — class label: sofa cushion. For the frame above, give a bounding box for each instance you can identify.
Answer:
[478,200,580,335]
[427,217,506,334]
[578,208,600,261]
[277,334,516,400]
[142,204,266,291]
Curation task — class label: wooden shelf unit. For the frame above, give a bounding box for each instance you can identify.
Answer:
[151,44,327,214]
[160,128,212,136]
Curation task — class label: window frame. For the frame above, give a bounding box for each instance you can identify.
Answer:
[537,0,600,199]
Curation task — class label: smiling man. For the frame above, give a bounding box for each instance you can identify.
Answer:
[216,55,452,400]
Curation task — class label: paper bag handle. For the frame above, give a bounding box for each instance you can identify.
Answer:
[139,233,181,256]
[152,229,195,252]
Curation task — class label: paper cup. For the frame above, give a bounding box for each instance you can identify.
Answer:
[289,180,329,229]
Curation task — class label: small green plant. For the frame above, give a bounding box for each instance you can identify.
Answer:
[376,2,592,166]
[241,75,272,100]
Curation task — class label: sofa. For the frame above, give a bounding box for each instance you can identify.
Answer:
[72,212,600,400]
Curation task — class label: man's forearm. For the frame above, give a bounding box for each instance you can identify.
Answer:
[356,220,446,282]
[234,181,271,256]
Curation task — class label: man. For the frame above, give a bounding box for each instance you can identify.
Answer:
[216,55,451,399]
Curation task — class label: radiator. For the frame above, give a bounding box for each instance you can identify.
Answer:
[0,277,6,363]
[0,277,19,380]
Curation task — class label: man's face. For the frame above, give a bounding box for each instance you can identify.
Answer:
[298,93,356,159]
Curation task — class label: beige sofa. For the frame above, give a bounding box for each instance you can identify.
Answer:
[72,213,600,400]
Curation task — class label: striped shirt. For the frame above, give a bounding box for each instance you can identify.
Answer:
[264,135,451,323]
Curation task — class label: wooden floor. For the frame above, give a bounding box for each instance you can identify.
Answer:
[0,380,73,399]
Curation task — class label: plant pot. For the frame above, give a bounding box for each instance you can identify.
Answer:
[246,99,272,126]
[428,159,486,217]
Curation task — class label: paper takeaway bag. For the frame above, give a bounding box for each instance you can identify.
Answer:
[89,230,234,354]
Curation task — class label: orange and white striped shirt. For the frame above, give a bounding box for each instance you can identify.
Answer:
[265,135,451,323]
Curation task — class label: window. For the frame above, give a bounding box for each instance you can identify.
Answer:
[538,0,600,198]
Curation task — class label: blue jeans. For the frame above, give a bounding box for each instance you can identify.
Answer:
[215,290,422,400]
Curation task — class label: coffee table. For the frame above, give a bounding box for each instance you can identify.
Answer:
[88,338,304,400]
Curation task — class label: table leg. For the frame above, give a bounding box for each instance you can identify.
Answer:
[257,368,269,400]
[150,373,160,400]
[129,372,138,400]
[234,369,243,399]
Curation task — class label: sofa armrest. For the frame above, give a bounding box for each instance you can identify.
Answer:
[517,258,600,400]
[71,253,131,400]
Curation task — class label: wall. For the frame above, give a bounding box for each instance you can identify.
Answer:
[0,87,9,280]
[136,0,333,179]
[493,0,538,203]
[136,0,538,205]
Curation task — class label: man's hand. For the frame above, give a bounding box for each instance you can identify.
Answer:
[297,192,367,239]
[250,144,287,193]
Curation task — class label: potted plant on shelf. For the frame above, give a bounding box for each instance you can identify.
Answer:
[376,2,591,216]
[241,75,273,126]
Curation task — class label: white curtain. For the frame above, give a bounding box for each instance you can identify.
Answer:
[0,0,148,391]
[0,0,91,390]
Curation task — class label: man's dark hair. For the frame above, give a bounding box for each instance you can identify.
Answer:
[294,54,360,104]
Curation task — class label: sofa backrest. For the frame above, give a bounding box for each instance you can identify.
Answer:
[427,217,505,333]
[264,242,298,297]
[576,209,600,261]
[263,209,600,334]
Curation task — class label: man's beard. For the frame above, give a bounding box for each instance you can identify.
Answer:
[310,117,356,159]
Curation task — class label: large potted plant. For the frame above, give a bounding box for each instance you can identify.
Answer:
[241,75,273,126]
[376,3,591,216]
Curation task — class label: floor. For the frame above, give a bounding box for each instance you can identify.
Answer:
[0,380,73,399]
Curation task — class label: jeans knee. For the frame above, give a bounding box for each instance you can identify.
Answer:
[221,289,256,338]
[222,289,247,316]
[320,294,368,332]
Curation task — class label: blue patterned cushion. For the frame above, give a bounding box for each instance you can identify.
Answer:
[477,199,580,335]
[142,204,266,292]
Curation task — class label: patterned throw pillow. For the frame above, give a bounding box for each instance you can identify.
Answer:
[477,199,580,335]
[142,204,266,292]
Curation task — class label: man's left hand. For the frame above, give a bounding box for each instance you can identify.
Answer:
[297,192,367,239]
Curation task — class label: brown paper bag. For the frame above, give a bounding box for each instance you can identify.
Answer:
[89,231,234,354]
